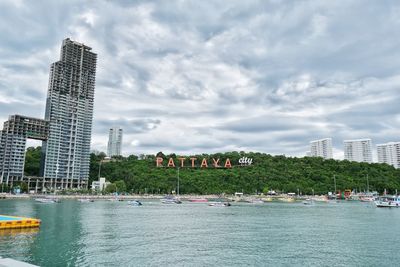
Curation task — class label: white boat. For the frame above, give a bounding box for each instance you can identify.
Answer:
[78,198,94,203]
[35,198,59,203]
[375,196,400,207]
[128,200,142,206]
[302,198,314,205]
[360,196,375,202]
[248,199,264,204]
[209,202,231,207]
[162,168,182,204]
[161,196,182,204]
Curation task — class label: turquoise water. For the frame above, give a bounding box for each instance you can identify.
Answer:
[0,199,400,266]
[0,215,19,221]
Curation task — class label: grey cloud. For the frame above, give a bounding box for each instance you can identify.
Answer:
[1,0,400,157]
[94,118,161,134]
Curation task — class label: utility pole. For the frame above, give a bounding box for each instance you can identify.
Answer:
[98,160,102,180]
[177,167,180,196]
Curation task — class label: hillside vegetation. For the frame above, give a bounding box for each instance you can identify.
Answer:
[24,147,400,195]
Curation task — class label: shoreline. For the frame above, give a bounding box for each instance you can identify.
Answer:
[0,193,331,201]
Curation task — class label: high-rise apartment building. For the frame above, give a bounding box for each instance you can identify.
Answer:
[309,138,333,159]
[344,139,373,163]
[0,38,97,191]
[0,115,48,186]
[107,127,123,157]
[41,38,97,188]
[377,142,400,168]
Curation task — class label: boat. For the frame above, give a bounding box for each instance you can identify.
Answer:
[246,198,264,204]
[209,202,231,207]
[35,198,59,203]
[375,196,400,207]
[161,196,182,204]
[128,200,142,206]
[302,198,314,205]
[360,196,375,202]
[188,198,208,202]
[162,167,182,204]
[78,198,94,202]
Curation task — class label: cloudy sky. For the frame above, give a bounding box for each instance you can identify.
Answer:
[1,0,400,159]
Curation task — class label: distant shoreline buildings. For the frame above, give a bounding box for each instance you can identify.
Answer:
[307,137,400,169]
[377,142,400,169]
[309,138,333,159]
[107,127,123,157]
[344,139,373,163]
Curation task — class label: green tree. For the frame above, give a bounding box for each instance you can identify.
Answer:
[104,183,117,194]
[115,180,127,193]
[24,146,42,176]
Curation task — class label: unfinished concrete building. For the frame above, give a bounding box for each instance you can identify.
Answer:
[0,115,48,189]
[0,38,97,191]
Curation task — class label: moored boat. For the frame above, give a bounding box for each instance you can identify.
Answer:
[360,196,375,202]
[375,196,400,207]
[161,196,182,204]
[78,199,94,203]
[128,200,142,206]
[209,202,231,207]
[35,198,59,203]
[302,198,314,205]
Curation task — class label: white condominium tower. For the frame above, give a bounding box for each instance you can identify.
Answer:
[344,139,373,163]
[309,138,333,159]
[377,142,400,168]
[41,38,97,189]
[107,127,123,157]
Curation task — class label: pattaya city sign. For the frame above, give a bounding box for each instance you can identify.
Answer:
[156,156,253,168]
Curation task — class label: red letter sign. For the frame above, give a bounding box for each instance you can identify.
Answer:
[167,158,175,167]
[224,158,232,168]
[201,158,208,168]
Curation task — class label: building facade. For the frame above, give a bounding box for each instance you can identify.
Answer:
[0,38,97,191]
[0,115,49,187]
[91,177,110,191]
[377,142,400,168]
[107,127,123,157]
[344,139,373,163]
[309,138,333,159]
[41,38,97,189]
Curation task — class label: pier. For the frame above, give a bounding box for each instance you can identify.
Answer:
[0,215,41,230]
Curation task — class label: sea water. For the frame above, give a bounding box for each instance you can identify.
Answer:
[0,199,399,266]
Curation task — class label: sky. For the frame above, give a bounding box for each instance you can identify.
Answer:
[0,0,400,159]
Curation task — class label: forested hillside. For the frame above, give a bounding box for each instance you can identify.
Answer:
[24,147,400,194]
[88,151,400,195]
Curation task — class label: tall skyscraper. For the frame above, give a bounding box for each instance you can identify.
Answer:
[309,138,333,159]
[377,142,400,168]
[107,127,123,157]
[41,38,97,188]
[344,139,373,163]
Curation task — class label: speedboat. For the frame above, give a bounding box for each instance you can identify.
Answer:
[78,198,94,203]
[375,196,400,207]
[209,202,231,207]
[161,196,182,204]
[35,198,59,203]
[128,200,142,206]
[302,198,314,205]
